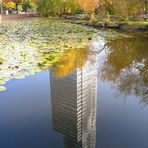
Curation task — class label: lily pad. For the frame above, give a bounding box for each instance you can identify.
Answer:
[0,18,99,90]
[0,86,6,91]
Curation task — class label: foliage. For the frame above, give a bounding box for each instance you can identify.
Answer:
[10,0,24,5]
[37,0,79,16]
[76,0,99,13]
[2,0,38,13]
[64,0,80,14]
[22,2,37,12]
[2,1,15,10]
[99,0,148,19]
[36,0,147,19]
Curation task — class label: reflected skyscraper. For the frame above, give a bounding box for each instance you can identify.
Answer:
[50,51,97,148]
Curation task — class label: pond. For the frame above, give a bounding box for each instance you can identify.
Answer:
[0,18,148,148]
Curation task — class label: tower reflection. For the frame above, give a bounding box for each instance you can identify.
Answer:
[50,51,97,148]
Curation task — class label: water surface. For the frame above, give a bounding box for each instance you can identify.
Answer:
[0,19,148,148]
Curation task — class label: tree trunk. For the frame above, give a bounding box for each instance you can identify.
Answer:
[90,12,95,20]
[145,0,148,14]
[16,3,18,14]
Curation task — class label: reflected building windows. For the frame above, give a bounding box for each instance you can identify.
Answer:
[50,52,97,148]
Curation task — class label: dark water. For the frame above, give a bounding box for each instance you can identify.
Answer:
[0,33,148,148]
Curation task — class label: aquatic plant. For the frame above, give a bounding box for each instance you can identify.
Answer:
[0,18,96,91]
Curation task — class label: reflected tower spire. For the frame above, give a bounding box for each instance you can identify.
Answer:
[50,51,97,148]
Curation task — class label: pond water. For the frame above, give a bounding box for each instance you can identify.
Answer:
[0,19,148,148]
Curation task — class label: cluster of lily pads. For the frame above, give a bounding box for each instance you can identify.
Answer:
[0,18,97,91]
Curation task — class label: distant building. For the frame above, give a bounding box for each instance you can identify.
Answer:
[50,52,97,148]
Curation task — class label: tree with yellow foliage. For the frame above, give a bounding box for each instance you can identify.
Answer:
[3,1,15,10]
[76,0,99,19]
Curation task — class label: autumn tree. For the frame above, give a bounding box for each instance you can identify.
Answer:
[104,0,148,19]
[9,0,20,13]
[76,0,99,19]
[3,0,22,13]
[37,0,79,16]
[3,1,15,10]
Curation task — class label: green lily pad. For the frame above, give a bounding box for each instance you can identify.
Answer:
[0,86,6,91]
[0,18,98,90]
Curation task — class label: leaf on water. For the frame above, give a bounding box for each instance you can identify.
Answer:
[0,86,6,91]
[15,75,26,79]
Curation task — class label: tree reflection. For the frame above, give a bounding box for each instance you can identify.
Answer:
[99,34,148,104]
[51,48,89,78]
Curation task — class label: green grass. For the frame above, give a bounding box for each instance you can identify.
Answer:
[124,21,148,26]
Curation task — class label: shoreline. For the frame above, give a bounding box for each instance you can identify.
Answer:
[0,14,148,32]
[0,14,38,20]
[61,16,148,32]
